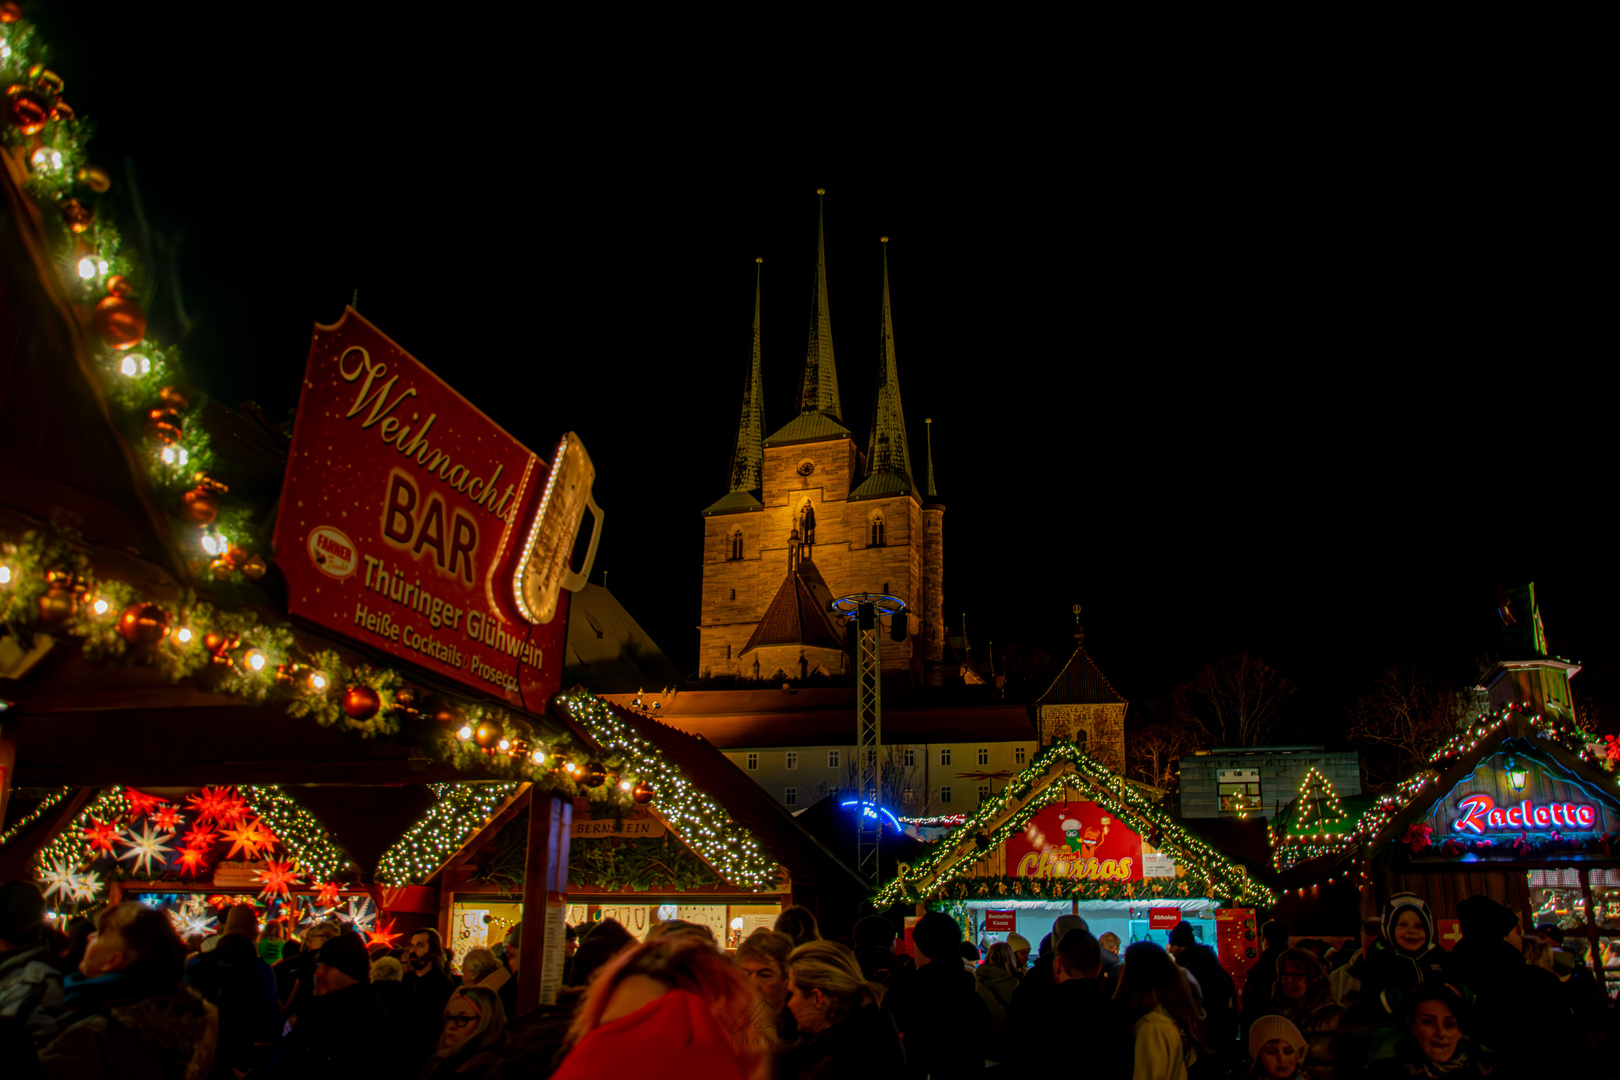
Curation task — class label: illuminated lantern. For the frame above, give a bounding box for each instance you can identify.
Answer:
[343,686,381,722]
[1505,757,1528,794]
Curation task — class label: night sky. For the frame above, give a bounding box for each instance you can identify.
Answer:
[31,9,1614,736]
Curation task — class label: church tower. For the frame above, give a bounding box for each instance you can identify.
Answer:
[698,193,943,684]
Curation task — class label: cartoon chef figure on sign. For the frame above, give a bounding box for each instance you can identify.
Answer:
[1062,814,1111,858]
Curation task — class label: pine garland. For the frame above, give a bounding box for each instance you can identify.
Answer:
[376,782,523,887]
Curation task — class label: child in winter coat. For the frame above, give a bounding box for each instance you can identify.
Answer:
[1248,1015,1308,1079]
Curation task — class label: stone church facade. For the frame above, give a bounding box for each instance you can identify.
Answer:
[698,194,945,685]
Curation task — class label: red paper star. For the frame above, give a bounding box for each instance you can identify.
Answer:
[175,847,210,878]
[365,917,401,950]
[182,827,219,851]
[255,859,300,901]
[153,805,186,832]
[221,819,277,860]
[314,881,343,908]
[82,819,121,855]
[185,787,246,825]
[124,788,166,819]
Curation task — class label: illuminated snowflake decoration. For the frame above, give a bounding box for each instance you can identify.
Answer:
[116,821,177,877]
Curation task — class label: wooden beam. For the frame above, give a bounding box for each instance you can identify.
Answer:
[515,793,572,1015]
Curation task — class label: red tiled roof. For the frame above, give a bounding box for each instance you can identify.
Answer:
[742,558,847,656]
[604,701,868,892]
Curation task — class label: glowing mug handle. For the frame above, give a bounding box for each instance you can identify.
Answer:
[560,489,603,594]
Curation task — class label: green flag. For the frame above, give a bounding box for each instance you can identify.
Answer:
[1497,581,1549,657]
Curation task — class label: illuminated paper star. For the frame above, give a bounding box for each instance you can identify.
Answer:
[314,881,343,908]
[186,787,232,823]
[221,819,277,860]
[39,856,81,904]
[70,868,103,905]
[175,847,210,878]
[343,895,376,932]
[255,859,300,901]
[82,818,121,856]
[124,788,166,819]
[153,805,186,832]
[116,821,176,877]
[182,826,219,851]
[365,916,401,950]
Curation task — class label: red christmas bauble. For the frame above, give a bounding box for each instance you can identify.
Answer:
[583,762,607,787]
[181,486,219,524]
[633,781,655,805]
[146,408,182,445]
[473,718,504,749]
[94,295,146,350]
[0,4,24,24]
[59,198,93,234]
[343,685,381,721]
[5,85,54,135]
[116,603,170,647]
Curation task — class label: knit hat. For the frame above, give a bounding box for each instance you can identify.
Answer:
[0,881,46,945]
[1456,894,1517,942]
[1248,1014,1307,1061]
[317,930,372,983]
[1381,893,1435,955]
[1052,914,1087,946]
[1168,921,1196,948]
[1006,932,1031,956]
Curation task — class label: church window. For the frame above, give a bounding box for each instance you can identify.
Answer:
[729,531,743,560]
[940,748,952,766]
[800,504,817,544]
[828,749,840,768]
[747,753,758,771]
[940,786,952,804]
[871,516,885,547]
[785,788,797,806]
[904,748,916,767]
[726,645,731,660]
[1015,746,1026,765]
[786,752,797,769]
[977,747,989,766]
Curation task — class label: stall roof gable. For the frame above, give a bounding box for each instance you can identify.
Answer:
[877,741,1271,907]
[1364,710,1620,858]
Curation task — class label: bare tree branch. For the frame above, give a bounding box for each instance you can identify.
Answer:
[1169,652,1299,747]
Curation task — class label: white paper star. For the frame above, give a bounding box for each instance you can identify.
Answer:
[343,895,376,932]
[70,868,103,904]
[170,896,217,938]
[116,821,176,877]
[39,856,81,903]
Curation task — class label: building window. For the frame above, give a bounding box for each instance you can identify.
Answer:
[871,517,885,547]
[785,788,797,806]
[729,531,743,560]
[747,753,758,771]
[1217,768,1262,812]
[978,784,990,804]
[903,786,915,802]
[786,752,797,769]
[904,748,916,767]
[725,644,731,660]
[1015,745,1027,765]
[940,786,952,804]
[729,588,735,600]
[940,748,952,766]
[828,750,840,768]
[977,747,989,766]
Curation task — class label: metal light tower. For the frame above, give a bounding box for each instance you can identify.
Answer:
[829,591,907,884]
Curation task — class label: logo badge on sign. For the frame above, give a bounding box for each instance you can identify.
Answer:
[307,526,358,579]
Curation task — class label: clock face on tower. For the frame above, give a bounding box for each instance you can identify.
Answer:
[797,460,815,476]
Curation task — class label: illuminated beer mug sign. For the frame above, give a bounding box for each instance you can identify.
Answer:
[512,432,603,626]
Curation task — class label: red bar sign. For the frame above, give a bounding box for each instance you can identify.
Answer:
[984,909,1016,933]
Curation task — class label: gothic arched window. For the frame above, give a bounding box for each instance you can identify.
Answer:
[871,515,886,547]
[729,530,743,560]
[800,504,816,545]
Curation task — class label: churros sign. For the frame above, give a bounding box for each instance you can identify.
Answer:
[273,308,602,710]
[1003,801,1147,883]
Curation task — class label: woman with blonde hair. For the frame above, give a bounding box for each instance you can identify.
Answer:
[553,936,769,1080]
[422,985,505,1079]
[1115,941,1207,1080]
[776,940,904,1080]
[734,928,797,1043]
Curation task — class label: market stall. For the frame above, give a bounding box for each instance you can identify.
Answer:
[874,741,1272,985]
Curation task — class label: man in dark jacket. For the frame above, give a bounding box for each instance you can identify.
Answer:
[1445,894,1569,1075]
[0,881,62,1046]
[264,931,392,1077]
[1169,920,1239,1051]
[1018,927,1130,1077]
[401,927,455,1068]
[187,903,279,1078]
[883,912,990,1080]
[853,915,912,985]
[38,903,217,1079]
[1240,919,1290,1035]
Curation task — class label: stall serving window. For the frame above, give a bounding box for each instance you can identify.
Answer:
[1217,768,1262,812]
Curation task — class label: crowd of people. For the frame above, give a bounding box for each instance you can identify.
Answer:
[2,879,1617,1078]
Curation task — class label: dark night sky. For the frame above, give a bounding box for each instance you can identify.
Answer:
[30,8,1615,735]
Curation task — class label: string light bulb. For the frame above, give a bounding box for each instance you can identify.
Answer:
[175,628,192,644]
[92,598,109,616]
[245,650,266,672]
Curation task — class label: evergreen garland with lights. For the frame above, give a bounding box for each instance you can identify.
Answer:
[0,784,72,849]
[238,784,348,881]
[876,741,1273,908]
[375,782,523,887]
[565,691,779,890]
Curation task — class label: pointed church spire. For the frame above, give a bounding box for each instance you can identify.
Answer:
[924,418,938,499]
[725,258,766,494]
[866,236,911,480]
[797,189,842,420]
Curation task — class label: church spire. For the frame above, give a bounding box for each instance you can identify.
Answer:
[797,189,842,420]
[725,258,766,494]
[924,418,938,499]
[866,236,911,479]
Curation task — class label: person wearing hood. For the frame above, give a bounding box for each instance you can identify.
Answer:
[0,881,63,1047]
[38,902,218,1079]
[1442,893,1569,1074]
[1355,895,1446,1018]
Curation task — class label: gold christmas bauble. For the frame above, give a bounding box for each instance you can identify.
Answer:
[59,199,93,234]
[240,554,267,581]
[181,486,219,524]
[38,584,78,626]
[473,718,504,749]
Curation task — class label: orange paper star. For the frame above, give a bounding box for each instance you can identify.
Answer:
[153,805,186,832]
[255,859,300,901]
[185,787,234,824]
[176,847,210,878]
[220,819,277,860]
[182,827,219,851]
[82,819,120,855]
[314,881,343,908]
[365,916,401,950]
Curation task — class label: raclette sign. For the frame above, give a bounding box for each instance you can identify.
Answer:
[274,308,601,711]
